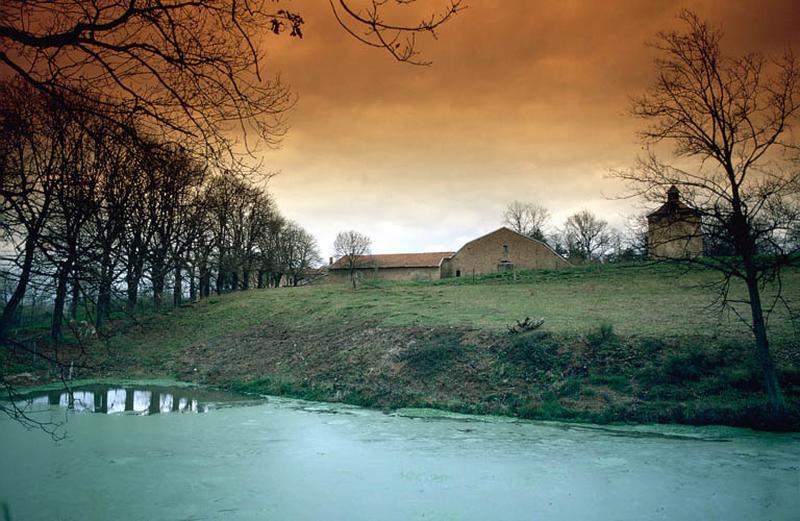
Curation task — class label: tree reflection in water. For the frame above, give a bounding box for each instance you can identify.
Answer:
[18,385,214,415]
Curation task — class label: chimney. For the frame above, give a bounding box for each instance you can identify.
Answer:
[329,256,333,266]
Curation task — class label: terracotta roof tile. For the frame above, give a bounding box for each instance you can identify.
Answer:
[329,252,454,270]
[647,200,700,219]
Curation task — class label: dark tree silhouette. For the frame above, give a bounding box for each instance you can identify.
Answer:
[615,10,800,419]
[1,0,463,150]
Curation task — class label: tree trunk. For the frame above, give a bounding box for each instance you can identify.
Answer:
[50,247,77,343]
[95,245,113,329]
[173,265,182,307]
[152,270,164,311]
[126,274,140,313]
[215,265,224,295]
[125,255,143,313]
[257,270,265,289]
[50,265,71,342]
[730,179,785,420]
[744,268,785,418]
[0,235,37,339]
[199,260,210,299]
[150,249,167,311]
[189,265,197,301]
[242,269,250,290]
[69,275,80,320]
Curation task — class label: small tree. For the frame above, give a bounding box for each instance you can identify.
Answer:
[559,210,614,263]
[333,230,371,289]
[282,223,321,286]
[616,10,800,419]
[503,201,550,242]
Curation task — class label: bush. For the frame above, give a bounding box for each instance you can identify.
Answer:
[584,322,628,375]
[587,374,630,393]
[501,331,561,373]
[586,322,618,350]
[555,378,583,397]
[661,350,724,383]
[401,331,464,375]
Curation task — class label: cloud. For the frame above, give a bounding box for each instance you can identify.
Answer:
[259,0,800,257]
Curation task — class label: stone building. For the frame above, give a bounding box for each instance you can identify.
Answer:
[440,227,569,278]
[327,251,454,282]
[326,227,569,283]
[647,186,704,259]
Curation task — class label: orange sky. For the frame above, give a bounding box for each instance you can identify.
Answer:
[259,0,800,258]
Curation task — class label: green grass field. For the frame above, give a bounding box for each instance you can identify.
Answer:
[111,262,799,362]
[6,262,799,429]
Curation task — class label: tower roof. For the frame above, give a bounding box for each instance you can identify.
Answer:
[647,185,700,220]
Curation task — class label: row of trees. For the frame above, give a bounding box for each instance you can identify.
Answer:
[505,199,800,265]
[0,0,462,432]
[0,0,462,346]
[502,202,635,263]
[0,81,320,342]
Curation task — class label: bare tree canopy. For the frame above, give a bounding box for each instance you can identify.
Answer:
[0,78,320,398]
[0,0,299,150]
[502,201,550,242]
[560,209,613,262]
[0,0,463,150]
[333,230,371,289]
[615,10,800,419]
[330,0,464,65]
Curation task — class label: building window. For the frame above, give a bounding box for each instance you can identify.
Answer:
[456,269,461,277]
[503,243,509,256]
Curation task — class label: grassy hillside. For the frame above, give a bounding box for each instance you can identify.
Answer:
[112,262,798,358]
[6,262,800,429]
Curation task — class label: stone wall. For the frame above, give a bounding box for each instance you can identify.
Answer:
[326,266,441,283]
[441,227,569,278]
[647,215,704,259]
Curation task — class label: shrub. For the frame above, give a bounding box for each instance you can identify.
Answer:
[556,378,583,397]
[586,322,618,350]
[501,331,561,373]
[587,374,630,393]
[584,322,627,375]
[661,350,724,383]
[401,331,464,375]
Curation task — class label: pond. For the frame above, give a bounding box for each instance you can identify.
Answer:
[1,382,798,521]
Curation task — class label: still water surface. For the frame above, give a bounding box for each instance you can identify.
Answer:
[1,383,798,521]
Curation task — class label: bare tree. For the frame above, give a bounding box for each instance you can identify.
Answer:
[503,201,550,242]
[559,210,613,263]
[282,223,321,286]
[617,213,650,262]
[330,0,464,65]
[0,81,62,338]
[44,106,107,340]
[1,0,463,151]
[0,0,460,435]
[0,0,298,152]
[615,10,800,418]
[333,230,372,289]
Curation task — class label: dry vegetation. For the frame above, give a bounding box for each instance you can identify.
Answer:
[6,264,780,428]
[5,262,800,429]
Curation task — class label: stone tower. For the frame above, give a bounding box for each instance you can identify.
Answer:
[647,186,704,259]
